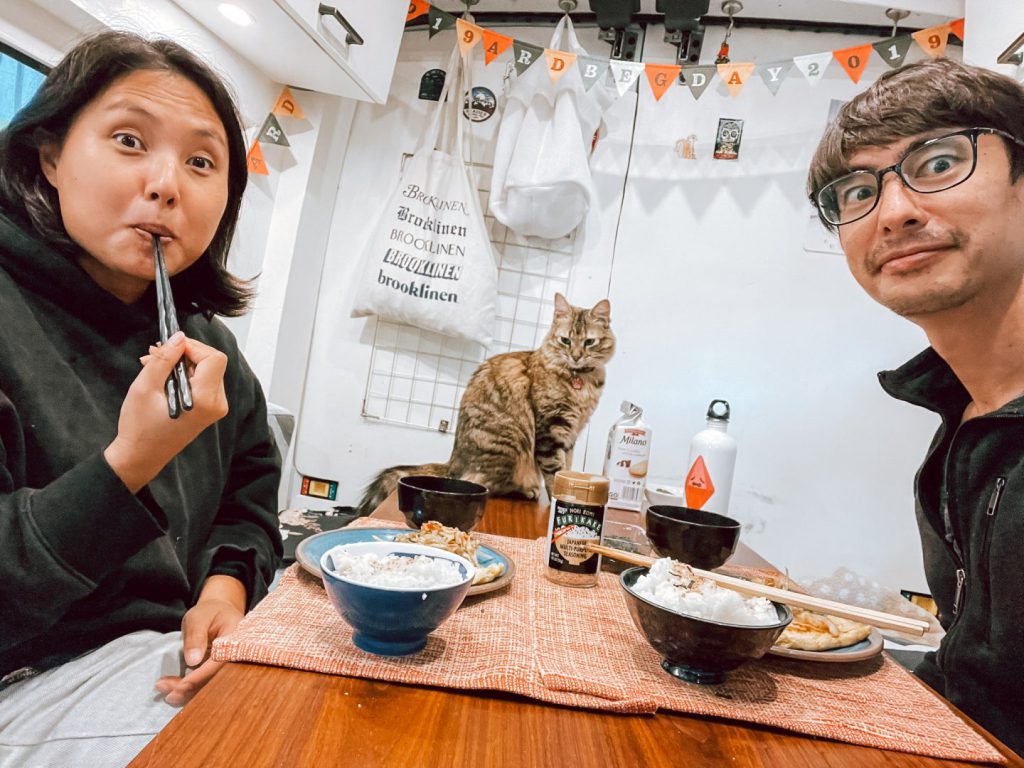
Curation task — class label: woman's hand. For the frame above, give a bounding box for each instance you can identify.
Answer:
[104,331,229,493]
[155,574,247,707]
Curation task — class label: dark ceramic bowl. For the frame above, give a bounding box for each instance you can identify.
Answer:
[397,475,489,531]
[645,505,741,569]
[620,566,792,685]
[321,541,474,656]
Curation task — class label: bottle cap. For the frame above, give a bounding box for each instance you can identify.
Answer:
[706,399,731,422]
[552,471,609,505]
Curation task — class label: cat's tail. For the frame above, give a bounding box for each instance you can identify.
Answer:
[354,462,451,517]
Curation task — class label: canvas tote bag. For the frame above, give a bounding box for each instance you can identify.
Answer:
[489,17,613,240]
[352,44,496,347]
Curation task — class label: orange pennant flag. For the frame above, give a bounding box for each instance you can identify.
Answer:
[716,62,755,97]
[406,0,428,22]
[912,24,951,59]
[246,141,268,175]
[456,18,483,55]
[950,18,965,42]
[544,49,577,84]
[644,63,681,101]
[833,43,873,84]
[482,29,513,65]
[272,86,305,119]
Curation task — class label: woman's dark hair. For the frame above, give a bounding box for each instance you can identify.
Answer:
[0,30,253,316]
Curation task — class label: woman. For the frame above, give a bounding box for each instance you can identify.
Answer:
[0,31,282,766]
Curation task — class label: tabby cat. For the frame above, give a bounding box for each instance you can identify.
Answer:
[355,294,615,516]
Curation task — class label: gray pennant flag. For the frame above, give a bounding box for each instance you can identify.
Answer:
[577,55,609,92]
[258,113,289,147]
[680,65,716,100]
[512,40,544,76]
[758,59,793,96]
[427,7,456,38]
[873,35,913,69]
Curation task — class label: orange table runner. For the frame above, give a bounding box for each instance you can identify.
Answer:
[212,520,1003,764]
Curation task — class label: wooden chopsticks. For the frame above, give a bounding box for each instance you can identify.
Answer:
[586,543,929,637]
[152,234,193,419]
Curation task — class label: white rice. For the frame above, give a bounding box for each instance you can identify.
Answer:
[633,558,779,627]
[328,550,465,589]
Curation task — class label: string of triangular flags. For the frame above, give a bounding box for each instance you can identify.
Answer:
[406,1,965,102]
[246,86,306,175]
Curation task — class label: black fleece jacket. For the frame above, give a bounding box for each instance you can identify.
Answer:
[0,210,282,679]
[879,348,1023,757]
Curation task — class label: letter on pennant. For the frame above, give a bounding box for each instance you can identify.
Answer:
[833,43,873,84]
[545,49,577,83]
[456,19,482,54]
[872,35,913,69]
[512,40,544,75]
[793,51,832,86]
[272,86,305,118]
[258,113,290,147]
[577,55,609,92]
[246,141,268,175]
[406,0,429,22]
[758,59,793,95]
[644,63,681,101]
[608,61,645,97]
[716,62,754,97]
[482,29,513,65]
[681,65,716,100]
[912,24,951,59]
[427,7,456,38]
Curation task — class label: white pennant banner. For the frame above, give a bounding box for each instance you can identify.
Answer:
[608,60,646,97]
[793,51,833,87]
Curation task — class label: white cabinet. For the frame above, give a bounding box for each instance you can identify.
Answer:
[171,0,407,102]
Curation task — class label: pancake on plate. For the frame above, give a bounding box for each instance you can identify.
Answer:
[775,609,872,651]
[394,521,505,585]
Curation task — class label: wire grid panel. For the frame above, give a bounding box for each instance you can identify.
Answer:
[362,162,576,433]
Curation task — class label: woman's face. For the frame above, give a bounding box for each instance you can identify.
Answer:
[39,68,230,303]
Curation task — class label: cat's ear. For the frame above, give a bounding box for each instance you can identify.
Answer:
[590,298,611,323]
[553,293,571,319]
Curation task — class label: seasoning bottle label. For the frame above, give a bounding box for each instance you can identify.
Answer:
[546,499,603,574]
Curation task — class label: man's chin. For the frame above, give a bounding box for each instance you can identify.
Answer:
[879,289,973,319]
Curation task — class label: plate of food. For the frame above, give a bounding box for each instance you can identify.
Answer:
[768,609,883,662]
[295,522,516,597]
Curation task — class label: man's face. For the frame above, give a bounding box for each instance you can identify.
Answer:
[838,129,1024,320]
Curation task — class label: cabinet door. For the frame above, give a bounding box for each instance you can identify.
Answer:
[279,0,407,101]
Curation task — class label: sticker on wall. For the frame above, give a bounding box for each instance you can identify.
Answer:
[675,134,697,160]
[300,475,339,501]
[713,118,744,160]
[463,86,496,121]
[419,68,446,100]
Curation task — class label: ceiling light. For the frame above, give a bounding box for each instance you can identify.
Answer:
[218,3,253,26]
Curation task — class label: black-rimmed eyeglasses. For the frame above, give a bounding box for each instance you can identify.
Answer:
[815,127,1024,227]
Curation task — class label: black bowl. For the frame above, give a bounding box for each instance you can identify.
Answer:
[620,566,792,685]
[397,475,489,531]
[645,505,741,569]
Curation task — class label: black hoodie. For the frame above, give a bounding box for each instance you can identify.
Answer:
[0,209,282,679]
[879,347,1023,757]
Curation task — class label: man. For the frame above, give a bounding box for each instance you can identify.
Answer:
[807,57,1024,755]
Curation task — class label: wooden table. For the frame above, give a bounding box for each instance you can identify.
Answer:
[130,496,1021,767]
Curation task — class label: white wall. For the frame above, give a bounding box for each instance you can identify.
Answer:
[290,19,990,594]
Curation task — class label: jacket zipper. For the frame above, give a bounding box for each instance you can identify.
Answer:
[979,476,1006,581]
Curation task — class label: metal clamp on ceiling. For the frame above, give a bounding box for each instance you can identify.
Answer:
[657,0,710,67]
[588,0,643,61]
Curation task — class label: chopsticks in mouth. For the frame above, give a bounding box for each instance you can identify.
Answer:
[586,542,930,637]
[152,234,193,419]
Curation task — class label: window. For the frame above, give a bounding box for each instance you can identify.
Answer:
[0,42,47,128]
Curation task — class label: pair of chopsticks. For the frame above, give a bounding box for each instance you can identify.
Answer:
[586,543,929,637]
[152,234,193,419]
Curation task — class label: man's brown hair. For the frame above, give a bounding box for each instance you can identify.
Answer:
[807,58,1024,229]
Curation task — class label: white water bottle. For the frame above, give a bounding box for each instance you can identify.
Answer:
[684,400,736,517]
